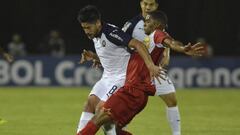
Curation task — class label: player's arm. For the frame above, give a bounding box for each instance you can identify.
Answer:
[163,38,205,56]
[79,49,101,68]
[160,48,170,67]
[128,39,164,78]
[107,26,164,79]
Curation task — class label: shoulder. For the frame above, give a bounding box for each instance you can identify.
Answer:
[102,23,120,35]
[103,23,126,40]
[153,30,171,44]
[102,23,132,46]
[122,15,144,34]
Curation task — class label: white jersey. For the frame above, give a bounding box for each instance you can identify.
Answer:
[93,23,131,80]
[122,15,146,42]
[90,23,132,101]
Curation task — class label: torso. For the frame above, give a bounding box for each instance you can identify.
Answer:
[93,23,132,80]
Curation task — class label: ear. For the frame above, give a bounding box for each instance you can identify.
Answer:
[155,3,159,10]
[155,21,163,30]
[96,20,101,27]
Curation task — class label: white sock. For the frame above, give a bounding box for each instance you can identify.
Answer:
[166,106,181,135]
[102,124,117,135]
[76,112,94,133]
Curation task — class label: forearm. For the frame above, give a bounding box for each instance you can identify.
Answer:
[169,41,185,53]
[134,41,155,68]
[161,48,170,67]
[167,40,185,53]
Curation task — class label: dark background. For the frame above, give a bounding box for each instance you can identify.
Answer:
[0,0,239,56]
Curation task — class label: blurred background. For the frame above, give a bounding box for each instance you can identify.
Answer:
[0,0,239,55]
[0,0,240,87]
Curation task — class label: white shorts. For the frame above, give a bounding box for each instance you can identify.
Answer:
[89,77,125,101]
[154,75,176,96]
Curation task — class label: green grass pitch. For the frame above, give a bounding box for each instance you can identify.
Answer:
[0,87,240,135]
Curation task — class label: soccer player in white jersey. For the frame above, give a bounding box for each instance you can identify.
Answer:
[0,46,13,63]
[121,0,183,135]
[76,5,163,135]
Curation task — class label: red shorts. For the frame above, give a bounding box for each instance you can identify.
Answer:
[103,86,148,128]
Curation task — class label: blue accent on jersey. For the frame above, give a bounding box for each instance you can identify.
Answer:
[123,14,144,36]
[100,23,132,47]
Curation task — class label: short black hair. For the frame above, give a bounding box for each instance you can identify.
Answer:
[148,10,168,28]
[140,0,160,3]
[77,5,101,23]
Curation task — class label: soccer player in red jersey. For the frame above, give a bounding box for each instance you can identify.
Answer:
[78,10,205,135]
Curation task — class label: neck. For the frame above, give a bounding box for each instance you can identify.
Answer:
[95,23,103,37]
[142,12,147,18]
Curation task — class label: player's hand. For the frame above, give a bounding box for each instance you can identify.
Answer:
[92,59,102,69]
[148,64,166,83]
[79,49,102,69]
[3,53,14,63]
[184,42,206,56]
[79,49,95,64]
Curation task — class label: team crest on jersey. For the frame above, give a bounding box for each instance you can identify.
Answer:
[102,40,106,47]
[143,36,150,49]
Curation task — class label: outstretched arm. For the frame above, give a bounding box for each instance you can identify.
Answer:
[163,38,205,56]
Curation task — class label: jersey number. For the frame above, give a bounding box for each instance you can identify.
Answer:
[107,85,118,97]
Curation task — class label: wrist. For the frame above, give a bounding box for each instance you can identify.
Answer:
[147,63,154,69]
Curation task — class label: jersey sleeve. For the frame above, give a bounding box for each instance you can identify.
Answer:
[106,28,132,47]
[154,30,171,44]
[122,21,134,36]
[122,15,143,37]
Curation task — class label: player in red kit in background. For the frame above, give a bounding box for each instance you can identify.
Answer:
[78,10,205,135]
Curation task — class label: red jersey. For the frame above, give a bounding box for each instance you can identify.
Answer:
[125,30,170,95]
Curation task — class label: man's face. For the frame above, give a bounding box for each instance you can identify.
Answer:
[81,20,101,39]
[144,15,158,35]
[140,0,158,18]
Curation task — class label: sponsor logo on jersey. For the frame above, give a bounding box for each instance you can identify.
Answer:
[109,31,123,42]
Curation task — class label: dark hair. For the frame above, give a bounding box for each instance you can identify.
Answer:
[148,10,168,28]
[140,0,160,3]
[77,5,101,23]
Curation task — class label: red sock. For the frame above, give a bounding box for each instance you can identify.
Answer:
[77,121,99,135]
